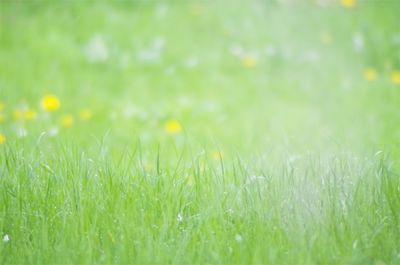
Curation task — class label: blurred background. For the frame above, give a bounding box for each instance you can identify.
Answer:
[0,0,399,158]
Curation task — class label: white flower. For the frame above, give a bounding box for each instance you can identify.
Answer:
[3,234,10,242]
[48,127,59,137]
[230,44,243,57]
[246,175,265,183]
[84,35,109,63]
[137,37,165,64]
[137,50,161,64]
[352,33,364,53]
[177,213,183,223]
[234,234,243,243]
[184,56,199,68]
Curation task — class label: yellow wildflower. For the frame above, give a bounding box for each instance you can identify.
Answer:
[164,119,182,134]
[341,0,356,8]
[391,71,400,85]
[242,56,257,68]
[0,133,6,144]
[60,114,74,127]
[364,68,377,81]
[212,150,224,161]
[12,108,37,121]
[79,109,92,121]
[24,109,37,121]
[12,109,24,121]
[41,95,60,111]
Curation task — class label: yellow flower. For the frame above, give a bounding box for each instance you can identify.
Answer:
[60,114,74,127]
[164,119,182,134]
[79,109,92,121]
[12,109,24,121]
[391,71,400,85]
[0,113,5,123]
[41,94,60,111]
[0,133,6,144]
[341,0,356,8]
[24,109,37,121]
[364,68,377,81]
[242,56,257,68]
[0,102,5,111]
[12,108,37,121]
[212,150,224,161]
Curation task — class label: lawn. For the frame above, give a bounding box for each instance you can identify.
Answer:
[1,0,400,264]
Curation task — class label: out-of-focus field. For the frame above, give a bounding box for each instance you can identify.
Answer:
[1,0,400,264]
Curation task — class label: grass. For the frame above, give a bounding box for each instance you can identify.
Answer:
[1,146,399,264]
[1,0,400,264]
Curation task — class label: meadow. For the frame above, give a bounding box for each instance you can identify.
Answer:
[1,0,400,264]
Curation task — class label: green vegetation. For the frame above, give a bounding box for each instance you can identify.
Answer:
[0,0,400,264]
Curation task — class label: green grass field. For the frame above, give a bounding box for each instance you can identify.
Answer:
[1,0,400,264]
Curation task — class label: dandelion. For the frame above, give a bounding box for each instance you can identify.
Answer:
[60,114,74,127]
[2,234,10,242]
[41,95,60,112]
[0,133,5,144]
[364,68,377,81]
[242,56,257,68]
[341,0,356,8]
[13,108,37,121]
[79,109,92,121]
[24,109,37,121]
[164,119,182,134]
[391,71,400,85]
[12,109,23,121]
[212,150,224,161]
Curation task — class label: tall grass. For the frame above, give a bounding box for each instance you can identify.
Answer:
[1,144,398,264]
